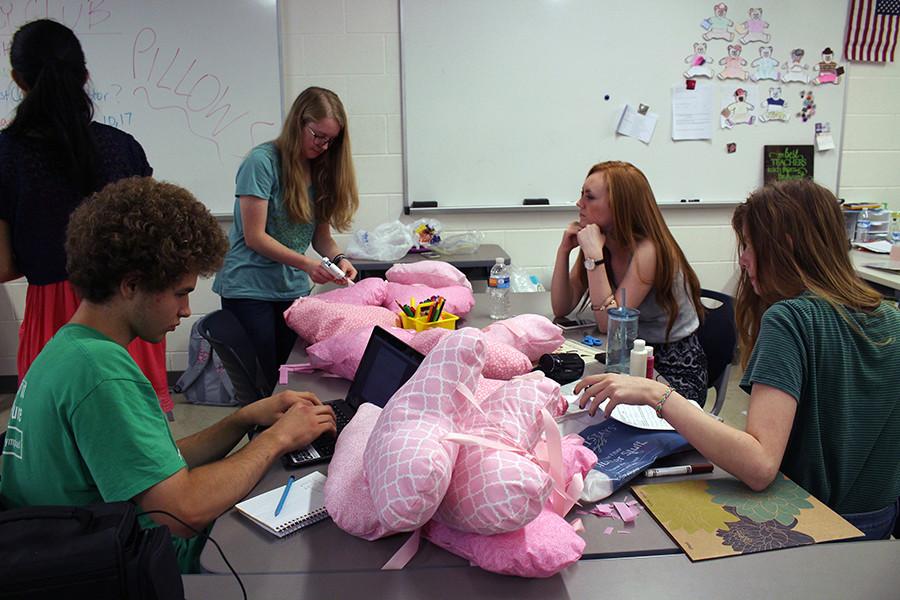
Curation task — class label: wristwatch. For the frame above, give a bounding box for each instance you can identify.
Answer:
[583,257,605,271]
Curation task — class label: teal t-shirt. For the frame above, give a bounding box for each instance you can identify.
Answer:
[212,142,315,300]
[739,296,900,514]
[0,324,201,572]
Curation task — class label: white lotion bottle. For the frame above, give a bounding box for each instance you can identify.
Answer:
[629,338,648,379]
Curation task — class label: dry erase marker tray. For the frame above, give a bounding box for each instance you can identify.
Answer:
[399,301,458,331]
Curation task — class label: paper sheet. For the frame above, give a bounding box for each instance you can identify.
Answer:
[853,240,891,254]
[561,394,704,431]
[671,85,714,140]
[616,105,659,144]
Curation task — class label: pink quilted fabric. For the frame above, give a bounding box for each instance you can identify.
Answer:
[422,436,596,578]
[434,376,564,534]
[306,326,414,380]
[482,315,565,362]
[364,328,486,531]
[312,277,387,306]
[386,261,472,290]
[382,282,475,317]
[407,328,532,380]
[283,297,400,344]
[323,404,396,540]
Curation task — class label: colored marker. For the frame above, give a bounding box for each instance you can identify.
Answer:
[274,475,296,516]
[644,464,714,478]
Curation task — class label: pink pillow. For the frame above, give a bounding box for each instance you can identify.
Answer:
[474,377,505,404]
[312,277,387,306]
[434,376,564,534]
[408,328,532,380]
[382,282,475,317]
[422,433,595,578]
[283,297,400,344]
[386,261,472,290]
[482,315,565,362]
[306,326,414,380]
[424,509,584,578]
[364,328,486,531]
[323,404,396,540]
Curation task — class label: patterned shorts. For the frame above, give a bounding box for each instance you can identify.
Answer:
[652,331,708,404]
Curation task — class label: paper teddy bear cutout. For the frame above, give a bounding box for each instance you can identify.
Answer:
[703,3,735,42]
[781,48,810,84]
[721,88,755,128]
[738,8,770,44]
[718,44,749,80]
[759,87,789,123]
[684,42,715,78]
[812,47,844,85]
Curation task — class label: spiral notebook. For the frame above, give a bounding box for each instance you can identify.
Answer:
[234,471,329,537]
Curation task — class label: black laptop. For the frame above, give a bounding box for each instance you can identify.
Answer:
[282,326,425,468]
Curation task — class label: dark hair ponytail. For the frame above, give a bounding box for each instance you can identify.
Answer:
[5,19,99,196]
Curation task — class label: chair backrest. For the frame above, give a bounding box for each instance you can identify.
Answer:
[697,289,737,415]
[196,310,271,404]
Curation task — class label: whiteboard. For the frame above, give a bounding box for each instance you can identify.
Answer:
[0,0,282,215]
[401,0,848,210]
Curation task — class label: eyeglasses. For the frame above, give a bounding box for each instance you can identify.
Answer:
[306,125,336,147]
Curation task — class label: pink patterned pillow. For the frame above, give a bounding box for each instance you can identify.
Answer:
[474,377,505,404]
[364,328,486,531]
[482,315,565,362]
[313,277,387,306]
[386,261,472,290]
[283,297,400,344]
[323,404,396,540]
[408,328,532,380]
[434,376,563,534]
[422,435,594,578]
[382,282,475,317]
[306,326,414,380]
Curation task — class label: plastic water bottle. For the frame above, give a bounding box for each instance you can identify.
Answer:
[856,209,872,243]
[488,257,510,320]
[890,212,900,262]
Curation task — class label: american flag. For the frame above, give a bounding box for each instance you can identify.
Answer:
[845,0,900,62]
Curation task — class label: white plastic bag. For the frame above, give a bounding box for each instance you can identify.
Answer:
[509,266,545,292]
[430,230,484,256]
[346,221,415,261]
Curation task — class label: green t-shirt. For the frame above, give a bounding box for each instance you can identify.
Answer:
[740,296,900,514]
[0,324,201,571]
[212,142,315,300]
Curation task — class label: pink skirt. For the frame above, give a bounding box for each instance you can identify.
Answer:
[17,281,174,414]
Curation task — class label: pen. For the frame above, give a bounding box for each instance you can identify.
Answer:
[644,464,713,478]
[274,475,296,516]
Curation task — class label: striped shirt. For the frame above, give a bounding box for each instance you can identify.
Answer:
[740,295,900,514]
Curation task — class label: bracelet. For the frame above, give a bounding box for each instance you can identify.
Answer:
[590,294,617,312]
[332,253,347,265]
[655,386,674,419]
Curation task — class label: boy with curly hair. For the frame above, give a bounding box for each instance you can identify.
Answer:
[1,177,336,571]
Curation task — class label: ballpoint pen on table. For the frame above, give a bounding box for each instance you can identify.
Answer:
[643,464,714,478]
[274,475,296,516]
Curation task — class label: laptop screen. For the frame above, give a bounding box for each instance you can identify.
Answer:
[345,327,425,410]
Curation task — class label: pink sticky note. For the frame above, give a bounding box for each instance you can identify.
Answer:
[613,501,638,523]
[604,526,615,535]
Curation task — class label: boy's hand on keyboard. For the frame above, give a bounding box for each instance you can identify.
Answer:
[270,402,337,451]
[240,390,323,428]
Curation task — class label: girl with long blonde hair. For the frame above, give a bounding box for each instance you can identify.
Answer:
[214,87,360,388]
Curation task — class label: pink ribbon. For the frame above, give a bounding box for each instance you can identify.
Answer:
[381,529,421,570]
[277,363,317,385]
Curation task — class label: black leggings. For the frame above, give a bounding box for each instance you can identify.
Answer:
[220,297,296,392]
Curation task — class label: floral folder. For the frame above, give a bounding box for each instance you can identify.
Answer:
[632,474,863,561]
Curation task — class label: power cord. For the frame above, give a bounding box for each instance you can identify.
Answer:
[139,509,247,600]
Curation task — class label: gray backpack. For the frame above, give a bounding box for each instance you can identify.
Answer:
[173,320,237,406]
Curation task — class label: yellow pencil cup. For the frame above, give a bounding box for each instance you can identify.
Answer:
[399,303,458,331]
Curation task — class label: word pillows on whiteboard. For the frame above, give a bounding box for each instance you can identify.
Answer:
[282,297,399,344]
[364,328,486,531]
